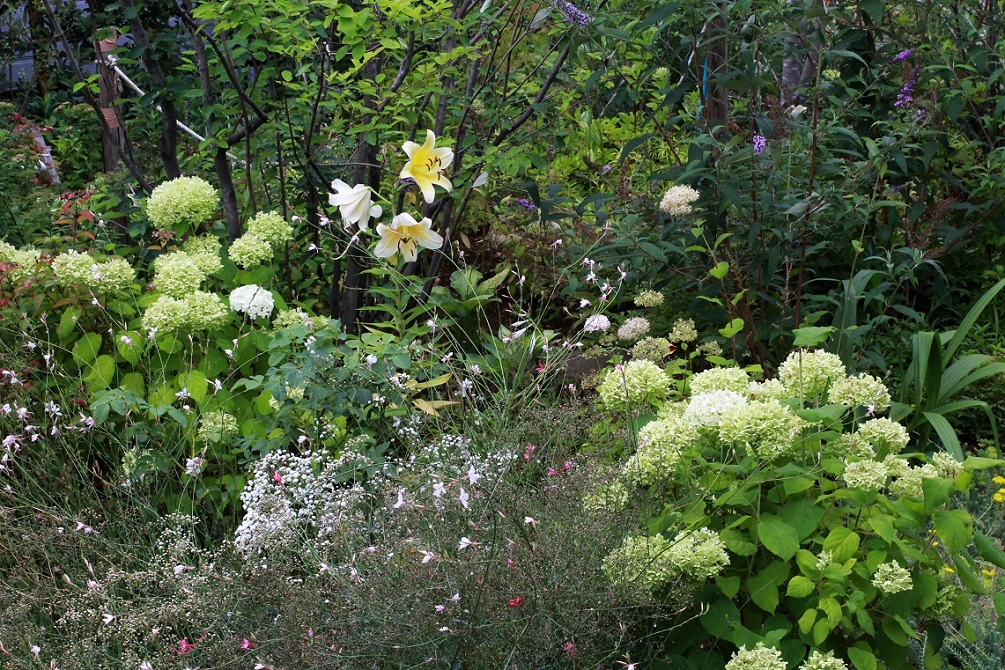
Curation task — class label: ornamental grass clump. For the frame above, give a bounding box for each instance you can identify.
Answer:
[145,175,218,233]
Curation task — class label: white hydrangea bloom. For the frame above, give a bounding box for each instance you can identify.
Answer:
[683,390,748,428]
[584,314,611,332]
[229,284,275,320]
[725,642,787,670]
[690,367,750,395]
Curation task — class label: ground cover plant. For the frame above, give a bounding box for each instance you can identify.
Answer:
[3,0,1005,666]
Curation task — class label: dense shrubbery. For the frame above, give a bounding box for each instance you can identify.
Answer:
[3,0,1005,666]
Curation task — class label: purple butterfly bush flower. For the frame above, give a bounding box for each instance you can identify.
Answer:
[892,49,913,63]
[895,66,920,108]
[752,134,767,155]
[602,165,612,173]
[555,0,591,26]
[516,198,537,212]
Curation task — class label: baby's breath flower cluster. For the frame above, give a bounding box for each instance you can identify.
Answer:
[725,643,787,670]
[145,176,218,231]
[141,291,229,332]
[669,317,698,344]
[198,411,238,445]
[778,349,846,403]
[872,560,913,594]
[230,284,275,320]
[624,415,698,486]
[153,251,206,297]
[682,390,747,428]
[631,336,671,362]
[659,184,701,216]
[617,316,651,342]
[828,373,892,411]
[596,360,671,413]
[633,289,664,308]
[718,399,805,460]
[690,367,750,394]
[235,446,379,565]
[228,233,274,269]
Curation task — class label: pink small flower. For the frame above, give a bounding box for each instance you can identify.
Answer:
[508,596,524,608]
[240,638,254,649]
[546,467,559,477]
[272,471,283,485]
[563,641,576,656]
[176,637,198,655]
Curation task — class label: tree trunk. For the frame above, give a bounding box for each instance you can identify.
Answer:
[95,32,123,173]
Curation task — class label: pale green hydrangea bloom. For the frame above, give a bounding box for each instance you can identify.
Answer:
[198,411,238,445]
[683,390,747,428]
[856,417,910,455]
[657,400,688,420]
[718,399,804,460]
[146,176,218,231]
[52,250,96,287]
[747,378,789,402]
[229,233,274,269]
[92,257,136,292]
[274,308,328,331]
[663,527,729,581]
[696,340,722,357]
[842,459,889,491]
[778,349,846,403]
[828,373,891,412]
[800,650,849,670]
[669,318,698,344]
[154,252,206,297]
[690,366,750,394]
[872,560,913,594]
[269,385,305,411]
[931,451,963,478]
[0,245,42,281]
[631,336,671,362]
[634,289,664,308]
[184,291,230,330]
[725,643,787,670]
[246,211,294,246]
[624,415,698,486]
[603,527,727,595]
[618,317,651,342]
[141,291,228,332]
[882,454,912,478]
[183,234,224,275]
[596,361,671,413]
[829,433,876,459]
[583,479,630,513]
[888,463,939,499]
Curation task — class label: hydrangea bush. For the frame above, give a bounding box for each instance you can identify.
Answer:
[594,348,1005,669]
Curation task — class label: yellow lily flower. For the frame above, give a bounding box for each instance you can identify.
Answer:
[374,213,444,263]
[400,130,454,203]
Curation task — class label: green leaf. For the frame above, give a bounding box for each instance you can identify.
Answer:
[922,477,955,513]
[716,575,741,599]
[709,261,729,279]
[848,646,878,670]
[178,370,209,404]
[868,514,896,542]
[699,599,740,640]
[822,527,861,563]
[84,355,116,393]
[779,499,824,540]
[748,561,789,613]
[974,531,1005,570]
[116,330,143,365]
[951,552,986,595]
[859,0,884,22]
[72,332,103,368]
[792,326,835,348]
[758,518,801,560]
[786,576,815,598]
[819,596,842,625]
[933,509,972,555]
[721,528,758,556]
[58,306,82,341]
[798,608,817,634]
[719,318,744,338]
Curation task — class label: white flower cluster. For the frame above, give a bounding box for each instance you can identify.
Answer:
[583,314,611,333]
[778,349,846,403]
[725,643,787,670]
[659,184,701,216]
[690,366,750,395]
[683,390,747,428]
[617,317,651,342]
[872,560,913,594]
[234,447,377,565]
[229,284,275,320]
